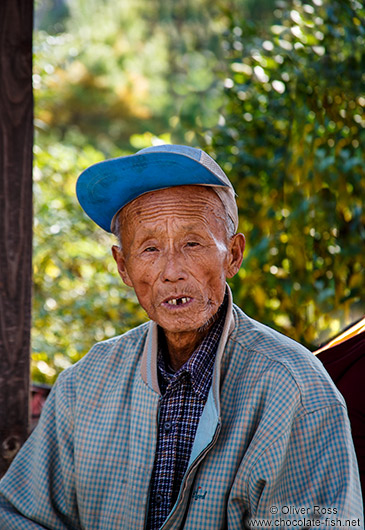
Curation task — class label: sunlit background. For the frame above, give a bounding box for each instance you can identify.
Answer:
[32,0,364,383]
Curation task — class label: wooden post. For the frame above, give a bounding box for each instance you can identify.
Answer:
[0,0,33,477]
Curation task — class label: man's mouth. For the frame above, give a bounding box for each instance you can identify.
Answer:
[163,296,192,307]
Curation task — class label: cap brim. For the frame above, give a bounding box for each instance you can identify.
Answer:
[76,151,229,232]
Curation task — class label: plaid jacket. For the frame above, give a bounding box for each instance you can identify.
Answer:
[0,288,363,529]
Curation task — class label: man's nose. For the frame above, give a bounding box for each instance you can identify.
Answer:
[160,249,188,282]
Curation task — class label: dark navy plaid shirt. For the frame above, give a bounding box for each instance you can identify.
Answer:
[147,302,226,530]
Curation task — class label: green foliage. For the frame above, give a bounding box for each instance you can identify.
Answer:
[33,0,227,153]
[32,142,147,383]
[208,0,365,346]
[32,0,364,383]
[32,0,229,383]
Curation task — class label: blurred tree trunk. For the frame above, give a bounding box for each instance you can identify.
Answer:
[0,0,33,477]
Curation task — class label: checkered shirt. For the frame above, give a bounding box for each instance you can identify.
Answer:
[147,306,226,530]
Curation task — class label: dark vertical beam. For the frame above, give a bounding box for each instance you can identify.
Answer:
[0,0,33,477]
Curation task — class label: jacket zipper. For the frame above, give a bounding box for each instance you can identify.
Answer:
[160,421,222,530]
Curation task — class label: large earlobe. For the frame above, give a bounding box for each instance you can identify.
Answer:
[111,245,133,287]
[226,233,245,278]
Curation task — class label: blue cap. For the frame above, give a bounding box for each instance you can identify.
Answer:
[76,144,237,233]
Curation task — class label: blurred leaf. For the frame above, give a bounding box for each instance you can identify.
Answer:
[209,0,365,348]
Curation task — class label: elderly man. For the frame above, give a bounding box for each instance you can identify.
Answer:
[0,145,363,529]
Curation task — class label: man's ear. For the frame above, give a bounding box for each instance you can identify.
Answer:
[111,245,133,287]
[226,233,245,279]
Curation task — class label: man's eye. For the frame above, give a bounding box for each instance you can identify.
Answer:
[144,246,158,252]
[186,242,200,247]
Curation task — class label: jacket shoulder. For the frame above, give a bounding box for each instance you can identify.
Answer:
[231,304,309,355]
[57,321,150,386]
[228,304,345,412]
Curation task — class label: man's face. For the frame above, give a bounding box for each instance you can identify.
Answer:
[112,186,244,334]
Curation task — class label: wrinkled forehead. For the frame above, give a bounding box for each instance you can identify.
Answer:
[118,185,227,238]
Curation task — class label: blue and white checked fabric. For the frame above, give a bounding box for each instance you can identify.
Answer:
[147,306,226,530]
[0,287,363,529]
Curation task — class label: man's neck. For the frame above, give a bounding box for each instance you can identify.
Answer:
[162,328,211,372]
[161,308,224,372]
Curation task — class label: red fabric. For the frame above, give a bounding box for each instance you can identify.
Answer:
[317,332,365,500]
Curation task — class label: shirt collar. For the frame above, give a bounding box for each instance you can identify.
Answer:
[157,294,227,399]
